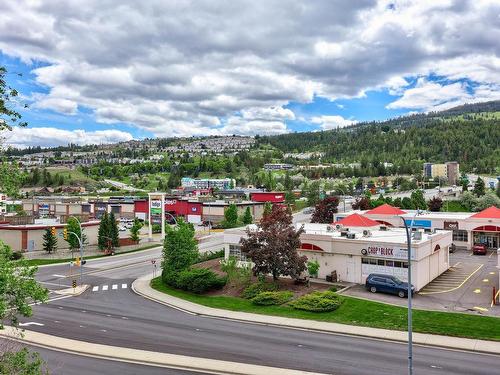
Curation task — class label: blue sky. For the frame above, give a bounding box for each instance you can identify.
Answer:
[0,1,499,148]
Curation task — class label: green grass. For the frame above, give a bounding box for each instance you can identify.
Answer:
[441,201,469,212]
[45,167,96,183]
[27,244,160,266]
[151,278,500,341]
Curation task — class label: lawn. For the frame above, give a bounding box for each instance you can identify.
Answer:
[151,277,500,341]
[27,244,160,266]
[441,201,469,212]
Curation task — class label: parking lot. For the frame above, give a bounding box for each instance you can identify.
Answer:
[343,248,499,315]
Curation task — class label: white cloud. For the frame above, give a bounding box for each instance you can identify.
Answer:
[0,0,499,137]
[2,127,133,148]
[311,115,357,130]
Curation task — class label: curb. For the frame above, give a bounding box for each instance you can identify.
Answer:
[0,327,321,375]
[132,274,500,356]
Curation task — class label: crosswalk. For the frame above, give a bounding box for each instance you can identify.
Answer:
[92,284,128,292]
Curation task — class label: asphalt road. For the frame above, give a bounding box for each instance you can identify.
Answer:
[28,250,500,375]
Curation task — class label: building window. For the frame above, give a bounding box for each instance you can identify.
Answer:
[361,258,409,269]
[452,230,468,242]
[229,244,247,261]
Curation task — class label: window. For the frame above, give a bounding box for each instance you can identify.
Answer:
[229,244,246,261]
[452,230,468,242]
[402,262,409,269]
[361,258,369,264]
[386,260,394,267]
[377,259,385,266]
[394,261,402,268]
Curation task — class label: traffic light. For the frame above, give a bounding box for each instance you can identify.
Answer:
[75,257,80,267]
[72,279,77,289]
[51,227,56,236]
[63,228,68,240]
[81,259,87,265]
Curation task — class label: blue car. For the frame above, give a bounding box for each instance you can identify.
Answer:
[365,273,415,298]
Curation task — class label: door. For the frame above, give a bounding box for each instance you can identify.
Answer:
[346,257,357,283]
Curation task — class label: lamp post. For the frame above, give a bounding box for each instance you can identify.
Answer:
[164,212,178,226]
[399,210,420,375]
[68,216,84,284]
[335,186,347,213]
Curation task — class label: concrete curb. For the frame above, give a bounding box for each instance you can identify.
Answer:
[132,274,500,356]
[0,327,321,375]
[53,284,89,296]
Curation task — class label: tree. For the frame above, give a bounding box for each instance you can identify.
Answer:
[306,181,321,207]
[42,228,57,254]
[460,191,477,211]
[475,192,500,211]
[0,66,28,131]
[130,218,143,242]
[393,197,402,207]
[242,206,253,225]
[285,190,296,205]
[109,212,120,248]
[240,205,307,281]
[427,197,443,212]
[401,197,415,209]
[0,160,22,198]
[410,190,427,210]
[223,203,239,228]
[97,212,111,251]
[496,182,500,199]
[263,202,273,218]
[311,196,339,223]
[161,219,199,286]
[351,196,371,210]
[473,177,486,197]
[65,217,85,251]
[307,259,320,278]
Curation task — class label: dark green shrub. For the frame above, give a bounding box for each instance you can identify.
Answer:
[195,249,224,263]
[328,286,337,293]
[251,291,293,306]
[177,268,227,294]
[242,281,278,299]
[152,223,161,233]
[10,251,23,260]
[290,291,343,312]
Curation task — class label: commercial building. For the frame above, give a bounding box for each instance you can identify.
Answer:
[335,204,500,251]
[249,191,285,204]
[422,161,460,185]
[181,177,234,190]
[210,212,451,291]
[263,163,294,171]
[202,200,265,224]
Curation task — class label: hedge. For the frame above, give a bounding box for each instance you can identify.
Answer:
[251,291,294,306]
[290,291,343,312]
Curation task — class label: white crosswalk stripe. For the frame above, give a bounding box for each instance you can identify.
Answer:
[102,285,108,291]
[92,286,99,292]
[122,284,127,289]
[91,284,129,292]
[112,284,118,290]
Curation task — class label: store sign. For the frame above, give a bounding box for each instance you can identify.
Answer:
[150,200,162,209]
[362,245,415,260]
[191,207,197,212]
[165,199,177,205]
[444,221,459,230]
[39,204,49,210]
[404,219,431,228]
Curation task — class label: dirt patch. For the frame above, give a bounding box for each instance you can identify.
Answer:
[193,258,332,298]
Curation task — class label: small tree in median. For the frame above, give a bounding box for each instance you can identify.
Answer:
[42,228,57,254]
[241,205,307,281]
[311,196,339,223]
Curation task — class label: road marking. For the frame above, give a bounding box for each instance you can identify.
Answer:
[419,264,484,295]
[52,274,66,278]
[112,284,118,290]
[488,252,494,258]
[473,289,481,294]
[92,286,99,292]
[452,262,461,267]
[121,316,129,320]
[489,271,496,275]
[122,283,127,289]
[102,285,108,291]
[473,306,488,312]
[100,329,107,333]
[19,322,44,327]
[430,365,443,369]
[482,279,489,283]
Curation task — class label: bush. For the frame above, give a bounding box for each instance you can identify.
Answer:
[177,268,227,294]
[242,281,279,299]
[10,251,23,260]
[152,223,161,233]
[195,249,224,263]
[290,291,343,312]
[328,286,337,293]
[251,291,293,306]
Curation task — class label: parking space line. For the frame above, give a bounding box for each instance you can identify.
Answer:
[488,252,494,259]
[419,264,484,295]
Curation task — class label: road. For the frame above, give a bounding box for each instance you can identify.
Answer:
[24,250,500,374]
[104,179,145,192]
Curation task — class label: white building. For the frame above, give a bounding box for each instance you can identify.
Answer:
[204,212,451,291]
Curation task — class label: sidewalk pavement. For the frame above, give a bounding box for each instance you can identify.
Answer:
[132,274,500,355]
[0,326,320,375]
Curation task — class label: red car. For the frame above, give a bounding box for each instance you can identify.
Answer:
[472,244,487,255]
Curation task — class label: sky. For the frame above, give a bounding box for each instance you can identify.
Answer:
[1,0,499,148]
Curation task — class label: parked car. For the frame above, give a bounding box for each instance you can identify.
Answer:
[365,274,415,298]
[472,243,487,255]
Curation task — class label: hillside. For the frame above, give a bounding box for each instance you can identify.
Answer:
[258,101,500,174]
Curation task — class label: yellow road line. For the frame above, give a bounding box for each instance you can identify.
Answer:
[419,264,484,295]
[473,306,488,312]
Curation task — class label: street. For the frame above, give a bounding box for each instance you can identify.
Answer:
[23,250,500,375]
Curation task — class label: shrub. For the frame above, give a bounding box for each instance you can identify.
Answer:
[290,291,343,312]
[10,251,23,260]
[177,268,227,294]
[195,249,224,263]
[307,260,320,278]
[251,291,293,306]
[220,256,252,288]
[242,281,279,299]
[152,223,162,233]
[328,286,337,293]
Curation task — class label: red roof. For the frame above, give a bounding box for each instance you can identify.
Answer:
[334,213,380,227]
[470,206,500,219]
[365,203,406,215]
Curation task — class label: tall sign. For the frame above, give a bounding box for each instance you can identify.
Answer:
[148,193,165,240]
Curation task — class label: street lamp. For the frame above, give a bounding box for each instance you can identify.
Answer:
[164,212,178,226]
[335,186,347,213]
[399,210,420,375]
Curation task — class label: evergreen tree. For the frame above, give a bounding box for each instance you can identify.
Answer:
[97,212,110,250]
[109,212,120,248]
[473,177,486,197]
[42,228,57,254]
[65,217,85,250]
[223,204,239,228]
[242,206,253,225]
[130,218,143,242]
[410,190,427,210]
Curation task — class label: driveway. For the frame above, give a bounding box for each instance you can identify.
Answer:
[343,248,499,316]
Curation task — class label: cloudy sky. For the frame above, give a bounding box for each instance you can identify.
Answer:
[1,0,499,148]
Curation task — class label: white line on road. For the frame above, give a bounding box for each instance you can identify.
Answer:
[102,285,108,291]
[92,286,99,292]
[122,283,127,289]
[112,284,118,290]
[52,274,66,278]
[19,322,44,327]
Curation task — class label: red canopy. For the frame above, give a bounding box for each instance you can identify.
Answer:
[365,203,406,215]
[334,213,380,227]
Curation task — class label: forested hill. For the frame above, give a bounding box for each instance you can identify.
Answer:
[257,101,500,174]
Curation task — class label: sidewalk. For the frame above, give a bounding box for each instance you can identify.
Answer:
[132,274,500,355]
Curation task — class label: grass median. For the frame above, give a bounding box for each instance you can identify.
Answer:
[26,244,160,266]
[151,277,500,341]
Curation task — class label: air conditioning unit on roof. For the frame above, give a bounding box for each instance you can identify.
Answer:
[326,225,333,232]
[335,224,343,230]
[362,229,372,237]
